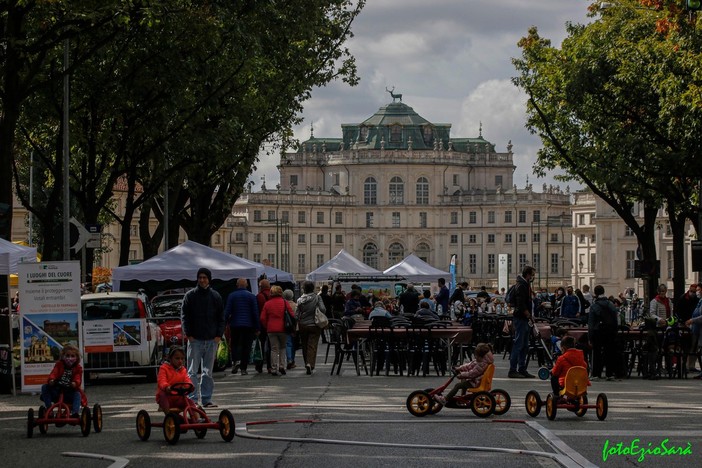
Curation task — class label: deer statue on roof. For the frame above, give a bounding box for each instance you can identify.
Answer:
[385,86,402,102]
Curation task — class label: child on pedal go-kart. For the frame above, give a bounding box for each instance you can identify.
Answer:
[550,336,589,401]
[40,344,86,418]
[435,343,493,405]
[157,347,192,413]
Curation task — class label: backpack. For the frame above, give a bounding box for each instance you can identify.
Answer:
[505,284,517,307]
[595,299,617,328]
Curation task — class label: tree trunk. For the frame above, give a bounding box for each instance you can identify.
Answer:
[669,208,688,303]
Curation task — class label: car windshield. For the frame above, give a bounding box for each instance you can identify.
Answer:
[152,296,183,319]
[82,298,139,320]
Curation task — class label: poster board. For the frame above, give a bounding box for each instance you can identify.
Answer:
[18,261,81,392]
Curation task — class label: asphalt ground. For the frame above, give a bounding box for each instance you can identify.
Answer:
[1,346,701,468]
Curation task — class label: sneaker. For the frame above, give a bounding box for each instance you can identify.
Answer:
[519,370,536,378]
[240,369,248,376]
[287,362,297,370]
[508,370,526,378]
[606,376,615,381]
[279,368,286,375]
[70,413,79,419]
[434,395,447,405]
[306,364,312,375]
[687,368,700,373]
[202,402,218,408]
[231,363,240,375]
[271,370,279,376]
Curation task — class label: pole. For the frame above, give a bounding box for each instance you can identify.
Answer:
[62,39,70,260]
[28,151,33,246]
[163,179,169,251]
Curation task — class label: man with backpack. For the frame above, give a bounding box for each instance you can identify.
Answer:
[587,285,621,380]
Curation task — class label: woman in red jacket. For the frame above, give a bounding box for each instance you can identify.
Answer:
[260,286,294,376]
[156,346,192,413]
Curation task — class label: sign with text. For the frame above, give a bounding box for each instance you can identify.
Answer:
[18,261,82,392]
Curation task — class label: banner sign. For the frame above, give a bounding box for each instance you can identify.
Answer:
[18,261,82,392]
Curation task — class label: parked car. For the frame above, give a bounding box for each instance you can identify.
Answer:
[81,291,164,381]
[151,293,185,359]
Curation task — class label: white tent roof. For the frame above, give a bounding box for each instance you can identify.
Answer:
[112,240,265,291]
[382,253,449,283]
[0,238,37,275]
[306,249,381,281]
[263,265,294,283]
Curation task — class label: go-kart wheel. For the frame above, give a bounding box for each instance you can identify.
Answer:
[92,404,103,433]
[491,389,511,416]
[169,382,195,396]
[80,407,91,437]
[194,427,208,439]
[136,410,151,441]
[406,390,432,417]
[218,409,235,442]
[38,406,48,434]
[27,408,34,438]
[525,390,542,417]
[545,394,557,421]
[424,388,443,414]
[163,413,181,445]
[596,393,608,421]
[470,391,495,418]
[575,394,588,417]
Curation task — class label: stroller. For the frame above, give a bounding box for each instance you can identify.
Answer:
[528,319,555,380]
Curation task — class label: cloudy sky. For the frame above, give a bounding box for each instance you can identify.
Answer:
[252,0,593,190]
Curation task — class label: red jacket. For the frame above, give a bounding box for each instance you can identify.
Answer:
[260,297,294,333]
[551,348,589,387]
[156,362,192,400]
[48,360,87,406]
[257,287,271,314]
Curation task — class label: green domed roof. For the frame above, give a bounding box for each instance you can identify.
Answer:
[360,102,431,127]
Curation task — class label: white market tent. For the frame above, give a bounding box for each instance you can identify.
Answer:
[382,253,449,283]
[112,240,265,294]
[0,238,37,275]
[0,239,36,395]
[306,249,382,282]
[263,265,294,283]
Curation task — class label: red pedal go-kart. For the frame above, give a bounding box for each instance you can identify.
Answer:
[136,382,235,445]
[27,392,103,438]
[524,366,608,421]
[406,364,510,418]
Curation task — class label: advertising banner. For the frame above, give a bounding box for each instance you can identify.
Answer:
[18,261,81,392]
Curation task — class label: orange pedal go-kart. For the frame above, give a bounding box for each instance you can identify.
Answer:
[524,366,608,421]
[406,364,510,418]
[136,382,235,445]
[27,392,103,438]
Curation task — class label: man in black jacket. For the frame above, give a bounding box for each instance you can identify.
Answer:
[508,266,536,378]
[588,285,621,380]
[181,267,224,408]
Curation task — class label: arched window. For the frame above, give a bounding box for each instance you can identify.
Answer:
[364,177,377,205]
[388,242,404,265]
[416,177,429,205]
[416,243,430,263]
[390,124,402,142]
[389,176,404,205]
[363,243,379,269]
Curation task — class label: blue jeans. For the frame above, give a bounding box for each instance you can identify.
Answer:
[187,339,216,405]
[41,384,81,414]
[286,335,295,364]
[509,317,530,373]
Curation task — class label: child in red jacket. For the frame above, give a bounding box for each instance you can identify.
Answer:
[156,346,192,413]
[40,344,86,418]
[550,336,589,398]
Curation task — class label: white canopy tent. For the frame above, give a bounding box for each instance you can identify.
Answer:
[263,265,294,283]
[382,253,449,283]
[0,238,37,275]
[0,239,36,395]
[112,240,265,294]
[306,249,382,282]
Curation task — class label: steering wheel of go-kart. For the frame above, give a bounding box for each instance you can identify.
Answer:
[168,382,195,396]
